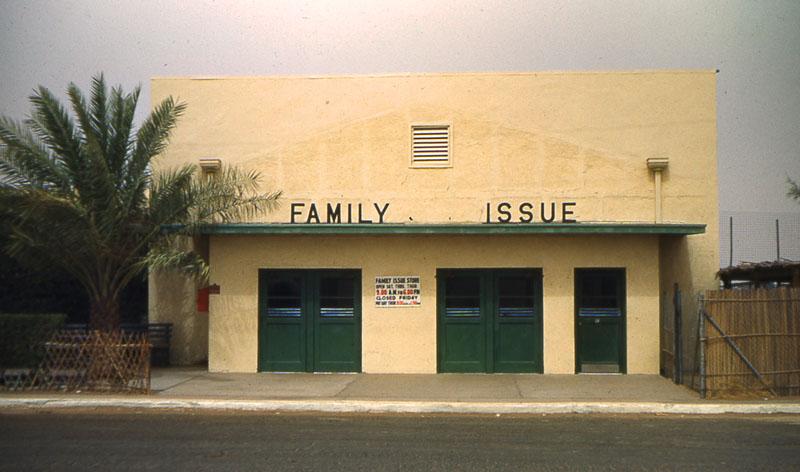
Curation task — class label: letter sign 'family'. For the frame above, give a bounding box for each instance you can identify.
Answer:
[290,202,390,224]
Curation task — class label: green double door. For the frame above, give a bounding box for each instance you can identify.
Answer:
[258,269,361,372]
[437,269,543,373]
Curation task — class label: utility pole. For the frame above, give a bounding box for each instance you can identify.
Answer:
[729,216,733,267]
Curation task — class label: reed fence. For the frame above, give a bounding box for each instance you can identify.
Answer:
[696,287,800,398]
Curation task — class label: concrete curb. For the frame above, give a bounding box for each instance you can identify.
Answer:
[3,397,800,415]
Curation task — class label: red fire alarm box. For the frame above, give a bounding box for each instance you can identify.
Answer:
[197,287,210,312]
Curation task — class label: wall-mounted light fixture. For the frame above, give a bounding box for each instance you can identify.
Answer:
[199,158,222,177]
[647,157,669,223]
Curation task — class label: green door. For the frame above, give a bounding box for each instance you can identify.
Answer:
[259,269,361,372]
[575,268,626,373]
[437,269,543,373]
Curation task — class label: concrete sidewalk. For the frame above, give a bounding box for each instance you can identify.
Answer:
[3,368,800,415]
[151,368,699,402]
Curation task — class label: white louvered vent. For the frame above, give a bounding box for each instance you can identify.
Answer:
[411,125,451,167]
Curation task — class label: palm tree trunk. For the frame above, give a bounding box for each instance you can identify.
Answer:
[88,296,121,332]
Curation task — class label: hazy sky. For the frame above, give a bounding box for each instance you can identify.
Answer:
[1,0,798,213]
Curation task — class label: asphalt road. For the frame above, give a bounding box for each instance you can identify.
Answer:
[1,410,799,471]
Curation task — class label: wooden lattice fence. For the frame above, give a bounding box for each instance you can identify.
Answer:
[23,330,151,393]
[696,287,800,398]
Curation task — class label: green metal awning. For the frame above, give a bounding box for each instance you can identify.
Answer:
[191,223,705,235]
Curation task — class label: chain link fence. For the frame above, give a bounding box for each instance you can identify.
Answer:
[720,211,800,268]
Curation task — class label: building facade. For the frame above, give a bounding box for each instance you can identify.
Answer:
[149,71,718,375]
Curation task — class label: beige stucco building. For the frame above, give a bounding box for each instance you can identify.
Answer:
[149,71,718,376]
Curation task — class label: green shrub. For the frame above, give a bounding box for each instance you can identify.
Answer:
[0,313,66,369]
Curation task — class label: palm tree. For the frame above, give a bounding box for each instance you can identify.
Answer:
[0,74,279,331]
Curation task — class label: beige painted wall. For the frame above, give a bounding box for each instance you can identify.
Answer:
[149,71,718,371]
[208,234,660,374]
[151,71,717,227]
[148,271,208,365]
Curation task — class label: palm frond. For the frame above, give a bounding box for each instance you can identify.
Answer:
[67,82,105,163]
[148,164,197,224]
[191,165,281,225]
[107,84,139,180]
[122,96,184,211]
[130,96,185,171]
[89,74,110,155]
[66,82,121,224]
[26,86,85,185]
[0,187,95,282]
[140,243,209,280]
[0,117,69,190]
